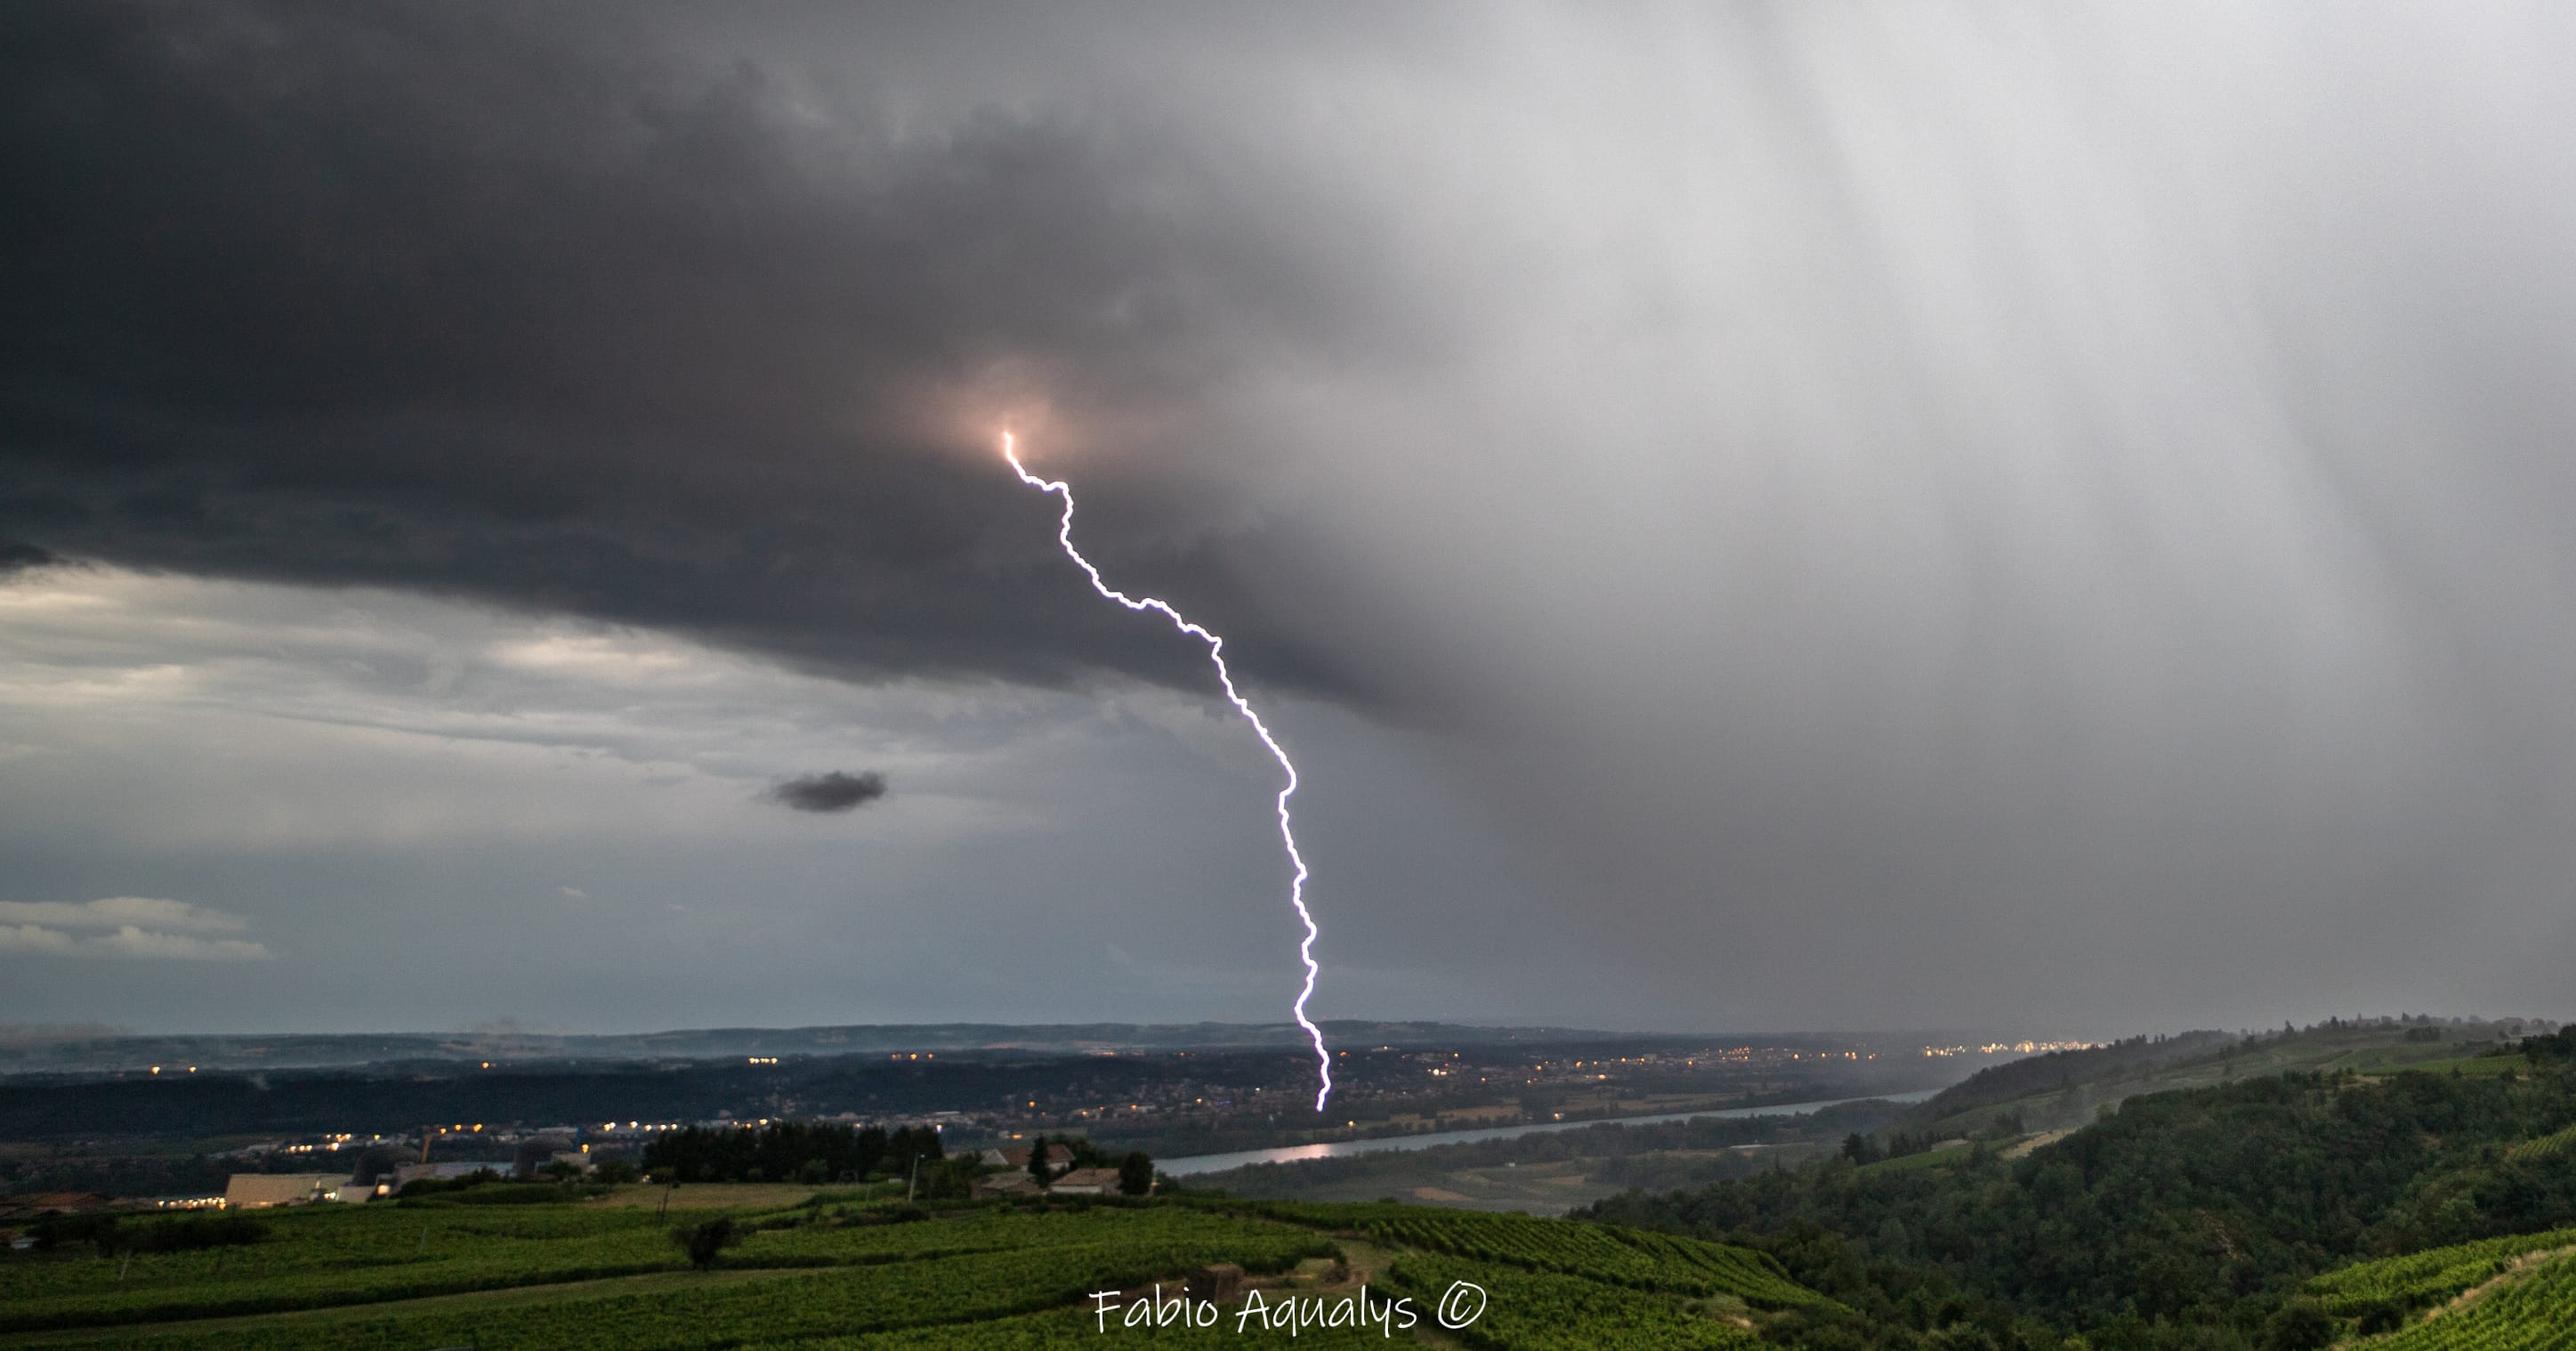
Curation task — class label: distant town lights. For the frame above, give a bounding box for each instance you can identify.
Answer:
[1919,1040,2096,1058]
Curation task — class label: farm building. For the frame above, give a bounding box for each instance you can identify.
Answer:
[972,1171,1042,1199]
[390,1161,496,1189]
[223,1174,346,1208]
[1047,1167,1123,1196]
[979,1143,1075,1170]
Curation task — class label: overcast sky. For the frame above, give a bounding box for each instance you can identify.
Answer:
[4,3,2574,1040]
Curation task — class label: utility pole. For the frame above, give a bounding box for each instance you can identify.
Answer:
[906,1153,919,1203]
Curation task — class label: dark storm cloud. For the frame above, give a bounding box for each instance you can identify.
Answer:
[764,771,888,814]
[12,0,2576,1038]
[0,544,58,574]
[0,2,1388,700]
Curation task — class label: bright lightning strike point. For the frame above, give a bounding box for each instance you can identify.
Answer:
[1002,432,1332,1112]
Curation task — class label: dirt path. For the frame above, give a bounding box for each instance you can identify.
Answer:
[2431,1243,2576,1321]
[1999,1129,2074,1160]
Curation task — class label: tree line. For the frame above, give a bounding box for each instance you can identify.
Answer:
[642,1122,947,1185]
[638,1123,1155,1200]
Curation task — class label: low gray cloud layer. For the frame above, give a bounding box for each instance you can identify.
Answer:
[0,897,271,962]
[4,4,2575,1033]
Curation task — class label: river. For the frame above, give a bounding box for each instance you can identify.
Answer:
[1155,1087,1942,1177]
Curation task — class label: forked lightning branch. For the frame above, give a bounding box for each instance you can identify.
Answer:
[1003,433,1334,1111]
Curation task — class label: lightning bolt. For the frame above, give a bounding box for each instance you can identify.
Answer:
[1003,433,1332,1111]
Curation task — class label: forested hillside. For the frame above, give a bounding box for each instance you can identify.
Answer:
[1902,1019,2537,1137]
[1581,1045,2576,1347]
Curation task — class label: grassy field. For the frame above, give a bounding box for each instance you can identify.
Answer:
[1851,1142,1974,1175]
[590,1183,840,1209]
[0,1188,1813,1348]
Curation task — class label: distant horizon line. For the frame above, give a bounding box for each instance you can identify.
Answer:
[4,1010,2550,1047]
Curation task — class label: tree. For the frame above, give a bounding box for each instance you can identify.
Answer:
[2524,1027,2576,1063]
[672,1217,740,1270]
[1028,1135,1055,1186]
[1118,1151,1154,1196]
[513,1139,558,1178]
[921,1155,981,1201]
[30,1214,121,1251]
[643,1122,892,1185]
[349,1147,400,1187]
[2262,1299,2338,1351]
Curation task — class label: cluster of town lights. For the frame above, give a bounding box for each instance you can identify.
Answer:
[1921,1040,2098,1058]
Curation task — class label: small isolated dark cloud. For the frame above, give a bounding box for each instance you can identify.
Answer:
[763,771,888,814]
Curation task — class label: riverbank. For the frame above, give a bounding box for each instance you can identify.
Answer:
[1158,1088,1939,1177]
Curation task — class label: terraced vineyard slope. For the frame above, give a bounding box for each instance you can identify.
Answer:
[2360,1247,2576,1351]
[2305,1227,2576,1322]
[0,1189,1813,1349]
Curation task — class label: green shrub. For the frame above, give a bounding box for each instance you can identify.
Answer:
[674,1217,743,1270]
[116,1216,270,1255]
